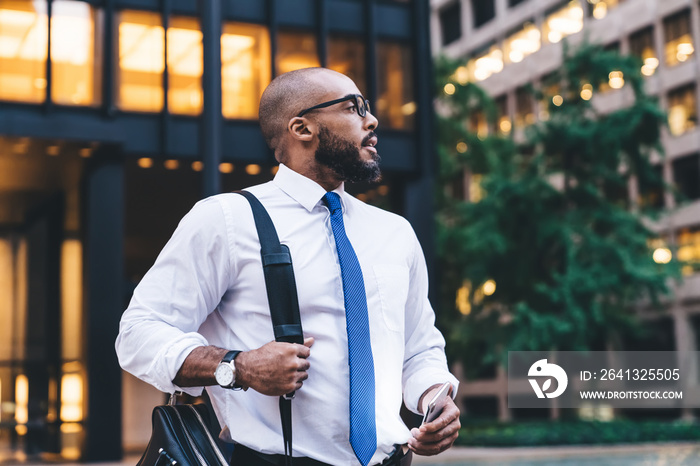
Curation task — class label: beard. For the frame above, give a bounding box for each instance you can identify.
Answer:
[314,125,381,183]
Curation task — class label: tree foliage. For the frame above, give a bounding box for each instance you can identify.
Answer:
[434,43,679,376]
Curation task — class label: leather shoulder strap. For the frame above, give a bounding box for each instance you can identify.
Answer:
[234,190,304,345]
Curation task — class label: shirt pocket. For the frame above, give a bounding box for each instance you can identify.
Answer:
[372,264,409,333]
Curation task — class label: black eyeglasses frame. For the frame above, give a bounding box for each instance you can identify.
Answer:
[296,94,370,118]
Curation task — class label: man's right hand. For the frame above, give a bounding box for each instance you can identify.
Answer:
[235,337,314,396]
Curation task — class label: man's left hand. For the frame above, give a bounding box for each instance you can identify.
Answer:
[407,395,460,456]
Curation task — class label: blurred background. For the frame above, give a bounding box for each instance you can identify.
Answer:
[0,0,699,463]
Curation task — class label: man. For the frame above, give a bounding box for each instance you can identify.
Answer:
[116,68,460,466]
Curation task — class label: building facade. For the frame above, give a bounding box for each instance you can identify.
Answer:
[431,0,700,421]
[0,0,434,461]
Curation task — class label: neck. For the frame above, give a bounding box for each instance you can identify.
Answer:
[284,156,342,192]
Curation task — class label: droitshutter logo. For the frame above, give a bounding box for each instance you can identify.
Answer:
[528,359,568,398]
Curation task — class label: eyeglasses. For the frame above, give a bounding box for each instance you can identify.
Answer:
[296,94,371,118]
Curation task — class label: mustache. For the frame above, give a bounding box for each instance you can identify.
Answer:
[362,131,377,146]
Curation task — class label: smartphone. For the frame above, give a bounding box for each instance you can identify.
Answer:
[421,382,452,425]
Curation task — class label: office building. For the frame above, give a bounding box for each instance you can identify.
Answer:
[0,0,432,461]
[431,0,700,421]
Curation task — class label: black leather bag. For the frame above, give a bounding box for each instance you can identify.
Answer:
[136,400,228,466]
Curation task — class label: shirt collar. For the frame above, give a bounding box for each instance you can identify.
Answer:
[273,163,346,212]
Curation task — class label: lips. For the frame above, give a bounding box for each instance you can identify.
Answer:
[362,134,378,153]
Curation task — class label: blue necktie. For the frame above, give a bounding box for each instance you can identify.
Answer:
[323,192,377,466]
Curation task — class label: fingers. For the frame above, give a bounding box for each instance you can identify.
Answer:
[408,398,461,456]
[296,338,313,358]
[420,399,460,433]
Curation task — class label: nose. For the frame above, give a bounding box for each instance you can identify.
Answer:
[364,110,378,131]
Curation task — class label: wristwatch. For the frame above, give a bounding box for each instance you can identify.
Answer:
[214,350,244,390]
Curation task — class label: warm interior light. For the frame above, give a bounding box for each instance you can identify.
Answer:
[641,56,659,76]
[482,279,496,296]
[271,166,279,175]
[245,164,261,175]
[545,2,583,44]
[668,104,689,136]
[472,48,503,81]
[608,71,624,89]
[455,66,469,84]
[221,23,271,119]
[0,2,48,103]
[118,10,165,112]
[60,373,83,422]
[219,162,234,173]
[469,174,484,202]
[401,101,416,116]
[653,247,672,264]
[593,3,607,19]
[15,374,28,428]
[79,147,92,158]
[119,22,164,73]
[164,159,179,170]
[456,282,471,315]
[443,83,455,95]
[138,157,153,168]
[191,161,203,171]
[46,145,60,156]
[580,83,593,100]
[552,95,563,106]
[61,240,83,361]
[456,142,468,153]
[506,23,540,64]
[499,118,512,133]
[377,185,389,196]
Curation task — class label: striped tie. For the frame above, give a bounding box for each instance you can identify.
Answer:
[323,192,376,466]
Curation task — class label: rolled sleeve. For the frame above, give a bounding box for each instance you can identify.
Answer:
[402,228,459,414]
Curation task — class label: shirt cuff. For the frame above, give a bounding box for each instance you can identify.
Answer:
[149,332,209,396]
[403,368,459,415]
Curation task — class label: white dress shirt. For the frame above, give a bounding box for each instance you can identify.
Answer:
[116,164,458,466]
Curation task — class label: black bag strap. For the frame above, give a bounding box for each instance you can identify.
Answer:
[234,190,303,466]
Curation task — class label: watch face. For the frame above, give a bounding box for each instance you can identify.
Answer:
[215,363,234,387]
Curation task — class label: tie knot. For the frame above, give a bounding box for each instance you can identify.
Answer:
[323,192,342,215]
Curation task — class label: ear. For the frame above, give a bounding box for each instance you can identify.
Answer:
[288,117,316,142]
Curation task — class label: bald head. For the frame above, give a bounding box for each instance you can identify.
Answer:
[259,68,355,158]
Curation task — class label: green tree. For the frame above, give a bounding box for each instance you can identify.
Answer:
[434,43,679,376]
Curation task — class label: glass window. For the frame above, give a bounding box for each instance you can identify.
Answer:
[588,0,618,20]
[467,43,503,82]
[376,41,414,130]
[630,26,658,76]
[328,35,366,95]
[668,84,697,136]
[672,153,700,202]
[0,0,48,103]
[515,86,534,127]
[468,111,488,139]
[276,30,319,76]
[664,9,694,66]
[221,22,271,120]
[539,72,560,120]
[167,16,202,115]
[677,226,700,275]
[543,1,583,44]
[439,1,461,46]
[504,22,540,64]
[51,1,101,106]
[638,164,664,209]
[117,10,164,112]
[472,0,495,28]
[495,95,510,134]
